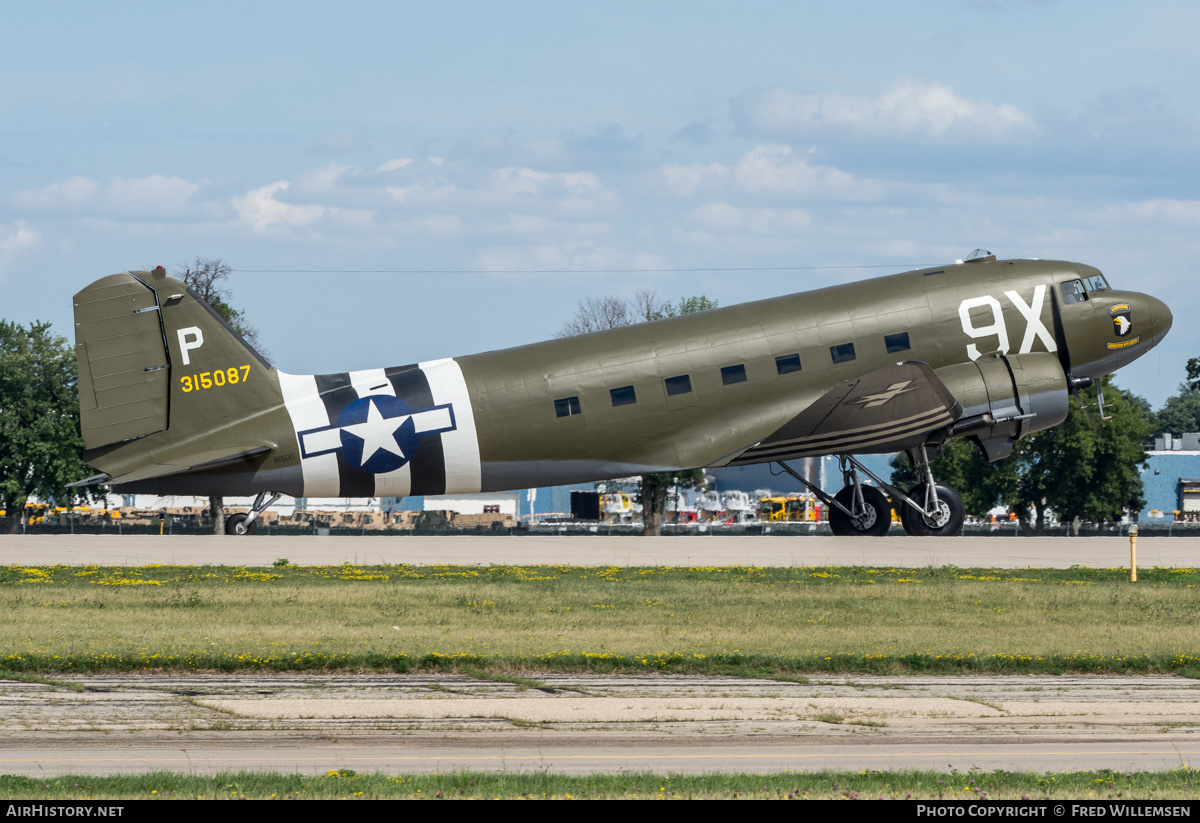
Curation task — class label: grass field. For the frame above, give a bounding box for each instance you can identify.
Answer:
[1,768,1197,800]
[1,563,1198,676]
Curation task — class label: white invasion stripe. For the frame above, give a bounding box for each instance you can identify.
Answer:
[350,367,411,498]
[278,371,341,497]
[420,357,482,494]
[373,465,412,498]
[349,367,395,399]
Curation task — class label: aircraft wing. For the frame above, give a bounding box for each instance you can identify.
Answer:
[721,361,961,466]
[68,443,274,487]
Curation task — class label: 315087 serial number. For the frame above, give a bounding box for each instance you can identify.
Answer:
[181,366,250,393]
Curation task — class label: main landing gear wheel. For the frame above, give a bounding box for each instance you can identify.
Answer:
[829,485,892,537]
[224,513,258,536]
[899,483,965,537]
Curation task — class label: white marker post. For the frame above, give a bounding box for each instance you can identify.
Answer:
[1129,524,1138,582]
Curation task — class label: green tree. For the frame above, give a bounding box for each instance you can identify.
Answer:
[559,290,717,535]
[178,257,266,357]
[1010,380,1149,531]
[1154,386,1200,436]
[891,377,1150,534]
[1186,357,1200,392]
[0,320,95,531]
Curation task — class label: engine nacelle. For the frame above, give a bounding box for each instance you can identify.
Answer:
[934,352,1069,461]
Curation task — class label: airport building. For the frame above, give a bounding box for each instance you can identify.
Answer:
[1139,434,1200,523]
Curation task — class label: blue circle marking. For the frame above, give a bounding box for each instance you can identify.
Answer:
[336,395,419,474]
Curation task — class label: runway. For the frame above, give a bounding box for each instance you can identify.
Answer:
[1,535,1196,778]
[1,533,1194,568]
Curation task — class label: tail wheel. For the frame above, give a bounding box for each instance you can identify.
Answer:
[224,513,258,536]
[899,483,965,537]
[829,485,892,537]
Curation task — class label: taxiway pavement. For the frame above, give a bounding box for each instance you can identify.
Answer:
[0,674,1197,776]
[1,533,1194,569]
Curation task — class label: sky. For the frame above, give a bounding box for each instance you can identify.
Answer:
[2,0,1197,407]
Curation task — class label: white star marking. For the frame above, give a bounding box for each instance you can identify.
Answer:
[341,399,408,464]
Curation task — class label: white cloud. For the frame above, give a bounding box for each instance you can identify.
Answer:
[14,174,205,219]
[660,162,726,198]
[659,146,884,202]
[296,164,354,192]
[384,181,458,207]
[733,81,1033,142]
[733,146,885,200]
[0,222,40,254]
[383,164,617,220]
[102,175,202,216]
[0,222,41,276]
[13,176,101,212]
[377,158,412,173]
[686,202,816,238]
[231,181,326,231]
[1121,198,1200,226]
[488,167,601,198]
[491,214,610,240]
[688,202,813,235]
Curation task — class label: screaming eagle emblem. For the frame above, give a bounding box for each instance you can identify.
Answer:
[1107,303,1139,349]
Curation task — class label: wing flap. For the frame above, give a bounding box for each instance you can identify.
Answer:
[723,362,960,466]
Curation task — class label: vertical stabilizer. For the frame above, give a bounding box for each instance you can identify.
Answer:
[74,267,287,487]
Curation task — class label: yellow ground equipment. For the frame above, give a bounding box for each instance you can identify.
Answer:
[757,494,819,522]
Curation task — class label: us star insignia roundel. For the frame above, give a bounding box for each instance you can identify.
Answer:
[297,395,457,474]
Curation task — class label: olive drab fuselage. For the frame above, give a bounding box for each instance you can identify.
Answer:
[72,258,1172,500]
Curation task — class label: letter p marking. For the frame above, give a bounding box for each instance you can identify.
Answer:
[177,326,204,366]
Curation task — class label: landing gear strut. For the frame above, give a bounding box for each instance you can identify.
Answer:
[223,491,281,536]
[828,457,891,536]
[897,447,965,537]
[775,446,966,537]
[775,457,892,536]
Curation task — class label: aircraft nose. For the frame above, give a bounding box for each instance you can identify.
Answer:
[1146,293,1173,345]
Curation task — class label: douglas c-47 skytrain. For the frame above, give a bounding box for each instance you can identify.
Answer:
[69,251,1172,536]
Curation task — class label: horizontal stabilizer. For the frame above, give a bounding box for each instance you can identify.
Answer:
[98,443,274,487]
[67,473,112,488]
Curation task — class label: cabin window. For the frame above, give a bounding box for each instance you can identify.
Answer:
[884,332,911,353]
[554,396,581,417]
[665,374,692,396]
[1085,274,1109,293]
[610,385,637,407]
[830,343,856,364]
[721,364,747,385]
[1062,280,1088,305]
[775,354,802,375]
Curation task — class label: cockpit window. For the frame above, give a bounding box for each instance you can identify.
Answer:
[1084,274,1109,292]
[1061,279,1088,305]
